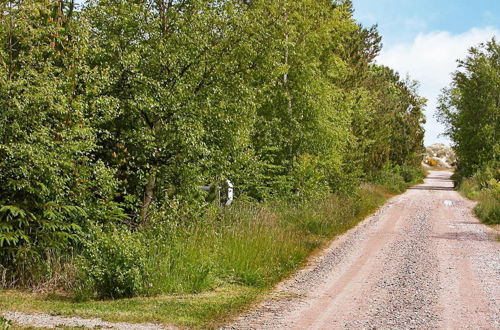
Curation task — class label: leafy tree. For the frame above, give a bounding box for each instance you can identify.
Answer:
[0,0,122,282]
[83,0,281,221]
[250,0,360,196]
[438,38,500,176]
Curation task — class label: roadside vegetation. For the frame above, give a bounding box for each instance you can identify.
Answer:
[438,39,500,226]
[0,179,424,327]
[0,0,426,327]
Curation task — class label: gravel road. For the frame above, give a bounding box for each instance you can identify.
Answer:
[229,171,500,329]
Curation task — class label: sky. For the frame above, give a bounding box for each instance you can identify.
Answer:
[352,0,500,146]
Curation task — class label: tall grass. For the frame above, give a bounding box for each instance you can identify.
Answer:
[74,184,390,300]
[457,177,481,200]
[475,191,500,225]
[457,176,500,225]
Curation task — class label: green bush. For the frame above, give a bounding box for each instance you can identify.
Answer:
[75,226,148,300]
[370,165,425,193]
[370,166,406,193]
[474,182,500,225]
[398,165,426,184]
[458,177,481,200]
[457,165,500,225]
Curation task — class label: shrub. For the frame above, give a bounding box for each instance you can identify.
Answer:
[458,177,481,200]
[398,165,426,184]
[474,181,500,225]
[0,204,83,288]
[75,226,148,300]
[426,158,439,167]
[370,165,425,193]
[370,165,406,193]
[458,165,500,225]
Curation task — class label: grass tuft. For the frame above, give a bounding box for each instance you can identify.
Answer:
[458,176,500,225]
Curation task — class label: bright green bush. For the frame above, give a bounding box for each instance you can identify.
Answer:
[398,165,426,184]
[75,226,148,300]
[370,166,406,193]
[457,166,500,225]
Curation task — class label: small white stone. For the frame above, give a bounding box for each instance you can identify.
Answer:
[443,200,453,207]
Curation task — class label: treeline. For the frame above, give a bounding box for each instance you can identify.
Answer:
[438,38,499,224]
[1,0,425,296]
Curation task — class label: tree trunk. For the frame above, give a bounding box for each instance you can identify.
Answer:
[139,168,157,224]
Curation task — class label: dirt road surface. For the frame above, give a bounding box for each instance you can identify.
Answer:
[229,171,499,329]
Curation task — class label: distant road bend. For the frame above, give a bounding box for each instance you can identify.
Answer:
[230,171,500,329]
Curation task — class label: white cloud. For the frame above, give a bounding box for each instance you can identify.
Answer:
[377,27,500,146]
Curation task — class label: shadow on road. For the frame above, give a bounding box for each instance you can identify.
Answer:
[409,186,454,191]
[432,231,494,242]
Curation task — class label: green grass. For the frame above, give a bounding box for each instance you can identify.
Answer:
[474,191,500,225]
[0,183,396,328]
[457,177,481,200]
[457,177,500,226]
[0,285,261,328]
[0,316,12,330]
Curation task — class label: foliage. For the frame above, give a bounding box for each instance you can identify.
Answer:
[438,38,499,225]
[73,184,389,300]
[75,225,149,300]
[474,184,500,225]
[0,0,426,298]
[456,177,481,200]
[437,39,499,177]
[370,164,424,193]
[457,169,500,225]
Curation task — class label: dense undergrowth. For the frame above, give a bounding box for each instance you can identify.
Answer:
[455,168,500,225]
[1,166,423,303]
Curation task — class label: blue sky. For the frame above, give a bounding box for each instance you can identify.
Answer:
[352,0,500,146]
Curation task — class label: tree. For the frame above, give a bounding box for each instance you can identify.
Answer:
[83,0,279,221]
[0,0,122,282]
[437,38,500,176]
